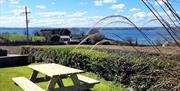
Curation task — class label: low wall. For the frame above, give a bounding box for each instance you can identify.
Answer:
[0,54,29,67]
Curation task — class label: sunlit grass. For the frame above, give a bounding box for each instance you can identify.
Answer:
[0,65,128,91]
[0,34,44,42]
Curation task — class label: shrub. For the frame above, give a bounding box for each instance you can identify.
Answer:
[50,35,60,42]
[0,48,7,56]
[20,46,180,91]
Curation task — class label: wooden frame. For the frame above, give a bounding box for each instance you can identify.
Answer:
[27,63,99,91]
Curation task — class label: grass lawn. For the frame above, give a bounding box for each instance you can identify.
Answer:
[0,34,44,42]
[0,65,128,91]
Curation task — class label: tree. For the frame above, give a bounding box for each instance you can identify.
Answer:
[33,30,41,36]
[88,28,105,44]
[135,38,138,46]
[88,28,99,35]
[50,35,60,42]
[35,28,71,43]
[125,37,134,46]
[51,28,71,35]
[40,30,51,42]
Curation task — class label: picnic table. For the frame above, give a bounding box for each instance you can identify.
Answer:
[12,63,100,91]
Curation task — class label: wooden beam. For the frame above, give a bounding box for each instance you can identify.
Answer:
[57,77,64,87]
[30,70,38,82]
[47,76,59,91]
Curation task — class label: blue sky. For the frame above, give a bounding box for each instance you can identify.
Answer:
[0,0,179,27]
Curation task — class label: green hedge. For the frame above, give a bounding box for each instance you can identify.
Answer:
[20,46,180,91]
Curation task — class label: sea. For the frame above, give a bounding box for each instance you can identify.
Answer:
[0,27,177,45]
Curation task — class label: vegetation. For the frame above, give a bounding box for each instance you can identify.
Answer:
[91,47,180,62]
[20,46,180,91]
[0,34,45,43]
[33,28,71,43]
[34,28,71,36]
[0,65,127,91]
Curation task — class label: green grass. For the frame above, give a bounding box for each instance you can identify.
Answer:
[0,34,44,42]
[0,65,128,91]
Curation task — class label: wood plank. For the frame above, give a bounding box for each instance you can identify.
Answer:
[77,75,100,84]
[12,77,45,91]
[28,63,84,77]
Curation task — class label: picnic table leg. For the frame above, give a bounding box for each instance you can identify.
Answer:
[57,77,64,87]
[70,74,81,91]
[30,70,38,82]
[47,76,59,91]
[71,74,80,85]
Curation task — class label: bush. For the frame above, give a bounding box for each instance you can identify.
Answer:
[50,35,60,42]
[20,46,180,91]
[0,48,7,56]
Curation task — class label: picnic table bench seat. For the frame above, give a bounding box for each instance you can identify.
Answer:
[12,77,45,91]
[53,75,100,91]
[77,75,100,85]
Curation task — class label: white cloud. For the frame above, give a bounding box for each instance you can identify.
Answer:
[129,8,141,12]
[51,2,56,5]
[63,16,103,27]
[70,11,87,17]
[129,11,162,27]
[94,0,116,6]
[28,16,103,27]
[10,7,30,15]
[94,0,103,6]
[4,7,177,28]
[110,4,125,12]
[0,0,18,4]
[36,5,45,9]
[0,16,25,27]
[155,0,165,6]
[10,9,23,15]
[103,0,116,3]
[38,12,67,17]
[14,5,25,8]
[0,0,3,4]
[0,13,164,28]
[133,11,147,18]
[114,13,119,15]
[0,15,103,27]
[38,11,87,18]
[80,2,88,5]
[30,18,63,27]
[147,12,154,17]
[1,10,171,28]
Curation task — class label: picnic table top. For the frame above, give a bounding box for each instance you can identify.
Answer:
[28,63,84,77]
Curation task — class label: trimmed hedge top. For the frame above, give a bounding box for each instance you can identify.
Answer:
[20,46,110,59]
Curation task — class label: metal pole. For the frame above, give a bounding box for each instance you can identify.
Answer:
[25,6,29,44]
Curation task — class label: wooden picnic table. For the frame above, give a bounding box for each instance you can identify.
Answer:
[29,63,85,90]
[12,63,100,91]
